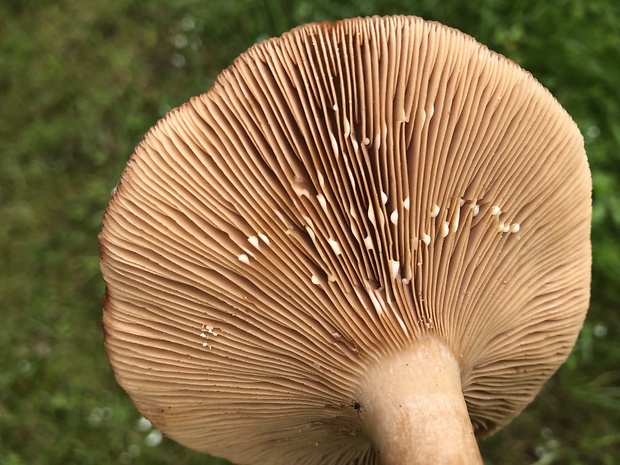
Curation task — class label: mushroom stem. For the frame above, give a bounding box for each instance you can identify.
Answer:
[359,336,482,465]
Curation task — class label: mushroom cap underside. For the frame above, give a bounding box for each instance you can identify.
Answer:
[100,15,591,465]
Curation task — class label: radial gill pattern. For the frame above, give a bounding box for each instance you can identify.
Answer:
[100,15,591,465]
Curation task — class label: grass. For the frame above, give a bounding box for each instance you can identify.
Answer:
[1,0,619,464]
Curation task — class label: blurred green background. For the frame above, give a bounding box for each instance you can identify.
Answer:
[1,0,619,464]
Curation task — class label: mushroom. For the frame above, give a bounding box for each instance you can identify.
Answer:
[100,15,591,465]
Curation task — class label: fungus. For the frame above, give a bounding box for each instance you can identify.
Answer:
[100,16,591,465]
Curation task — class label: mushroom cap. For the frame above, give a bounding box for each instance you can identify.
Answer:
[100,15,591,465]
